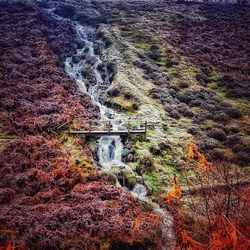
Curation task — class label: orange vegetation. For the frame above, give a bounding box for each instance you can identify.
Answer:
[168,143,250,249]
[167,176,183,205]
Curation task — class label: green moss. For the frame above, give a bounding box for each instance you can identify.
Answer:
[164,66,177,76]
[234,98,250,116]
[128,162,139,171]
[163,153,173,161]
[207,81,229,97]
[124,30,152,49]
[61,135,94,173]
[112,96,137,113]
[122,169,137,189]
[143,171,164,194]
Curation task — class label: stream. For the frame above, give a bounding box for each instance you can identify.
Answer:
[48,7,176,249]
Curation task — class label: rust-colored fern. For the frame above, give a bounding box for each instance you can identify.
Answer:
[167,176,183,205]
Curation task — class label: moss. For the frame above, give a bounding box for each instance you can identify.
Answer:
[143,171,164,194]
[122,169,137,189]
[128,162,139,172]
[207,81,229,97]
[164,66,177,76]
[112,96,138,113]
[233,99,250,116]
[60,134,94,175]
[163,153,173,161]
[110,166,136,189]
[124,30,152,49]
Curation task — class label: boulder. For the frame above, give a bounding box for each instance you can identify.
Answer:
[100,171,117,186]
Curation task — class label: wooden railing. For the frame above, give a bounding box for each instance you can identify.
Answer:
[68,119,148,137]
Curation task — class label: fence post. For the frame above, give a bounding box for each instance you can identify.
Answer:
[108,121,111,133]
[144,121,147,140]
[127,121,131,137]
[89,121,91,134]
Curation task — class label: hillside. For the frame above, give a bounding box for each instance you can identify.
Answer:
[0,0,249,249]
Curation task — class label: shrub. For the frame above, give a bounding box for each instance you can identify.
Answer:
[207,128,227,142]
[188,126,201,135]
[178,82,189,88]
[209,148,226,161]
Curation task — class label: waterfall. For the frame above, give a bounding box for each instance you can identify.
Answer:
[64,23,127,170]
[47,8,176,249]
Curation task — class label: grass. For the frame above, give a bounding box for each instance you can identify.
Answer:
[142,171,164,194]
[0,128,17,152]
[60,134,95,175]
[207,81,229,97]
[112,95,137,113]
[124,30,153,49]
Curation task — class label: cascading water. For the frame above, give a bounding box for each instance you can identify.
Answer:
[48,8,176,249]
[64,23,127,170]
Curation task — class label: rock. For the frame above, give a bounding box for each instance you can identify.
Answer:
[76,39,86,49]
[137,156,155,174]
[126,153,134,162]
[100,171,117,186]
[121,148,130,159]
[124,141,133,150]
[109,167,137,190]
[86,56,98,66]
[143,180,153,196]
[72,55,82,64]
[93,41,104,55]
[120,169,137,190]
[74,9,103,25]
[107,86,123,97]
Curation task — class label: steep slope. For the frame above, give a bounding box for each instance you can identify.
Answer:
[0,2,162,249]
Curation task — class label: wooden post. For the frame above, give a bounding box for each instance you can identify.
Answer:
[144,121,147,140]
[88,122,91,134]
[108,121,111,133]
[127,121,130,133]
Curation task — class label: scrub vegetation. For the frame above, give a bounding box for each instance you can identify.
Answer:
[0,0,249,249]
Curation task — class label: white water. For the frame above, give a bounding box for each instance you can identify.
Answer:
[48,9,176,249]
[65,24,176,249]
[64,23,128,170]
